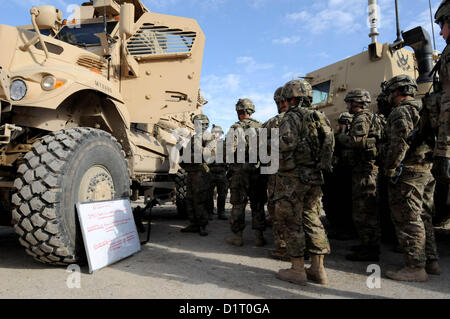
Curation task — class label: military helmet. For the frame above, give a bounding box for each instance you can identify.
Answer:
[236,98,255,115]
[281,79,313,100]
[376,91,388,104]
[337,112,353,125]
[385,74,417,96]
[211,124,224,135]
[192,114,210,128]
[344,89,372,107]
[435,0,450,24]
[274,87,283,103]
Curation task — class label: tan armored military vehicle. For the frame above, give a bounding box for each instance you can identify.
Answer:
[306,0,448,224]
[0,0,206,264]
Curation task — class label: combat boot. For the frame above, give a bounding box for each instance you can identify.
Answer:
[425,261,441,275]
[255,230,266,247]
[226,231,243,247]
[180,224,200,233]
[305,255,328,285]
[346,246,379,262]
[386,266,428,282]
[277,257,307,286]
[199,226,209,237]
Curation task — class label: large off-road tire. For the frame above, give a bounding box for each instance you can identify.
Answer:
[173,169,187,218]
[11,128,130,265]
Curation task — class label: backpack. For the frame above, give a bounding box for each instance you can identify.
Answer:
[293,108,335,172]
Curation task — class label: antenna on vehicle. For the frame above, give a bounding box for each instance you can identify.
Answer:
[390,0,405,51]
[429,0,437,51]
[394,0,402,43]
[368,0,380,44]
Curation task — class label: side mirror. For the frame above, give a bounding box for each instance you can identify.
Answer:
[120,3,135,37]
[34,5,63,31]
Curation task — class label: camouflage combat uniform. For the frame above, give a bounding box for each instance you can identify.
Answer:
[181,130,215,230]
[275,107,331,258]
[208,160,228,218]
[436,44,450,161]
[227,118,267,234]
[322,113,355,239]
[262,113,285,249]
[337,109,381,251]
[430,43,450,224]
[385,97,439,268]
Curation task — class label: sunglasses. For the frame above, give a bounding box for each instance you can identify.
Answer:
[438,19,446,29]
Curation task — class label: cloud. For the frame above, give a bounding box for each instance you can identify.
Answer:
[201,73,241,96]
[287,0,366,34]
[236,56,274,73]
[272,36,301,45]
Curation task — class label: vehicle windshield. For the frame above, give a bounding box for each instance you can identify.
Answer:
[56,22,118,46]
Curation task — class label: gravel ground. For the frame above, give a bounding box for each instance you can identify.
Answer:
[0,201,449,299]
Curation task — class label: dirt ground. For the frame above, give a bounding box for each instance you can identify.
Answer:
[0,201,449,299]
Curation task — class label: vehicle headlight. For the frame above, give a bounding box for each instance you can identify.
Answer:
[41,75,56,91]
[10,79,27,101]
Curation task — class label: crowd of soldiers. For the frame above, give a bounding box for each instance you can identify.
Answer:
[178,0,450,286]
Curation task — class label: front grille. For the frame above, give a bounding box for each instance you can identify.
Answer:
[127,23,197,56]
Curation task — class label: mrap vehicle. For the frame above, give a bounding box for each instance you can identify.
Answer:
[0,0,205,264]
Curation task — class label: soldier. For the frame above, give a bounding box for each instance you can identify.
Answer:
[383,75,439,282]
[208,125,228,221]
[275,79,333,286]
[336,89,381,262]
[263,87,288,260]
[375,88,398,245]
[322,112,355,240]
[180,114,215,237]
[433,1,450,225]
[225,99,267,247]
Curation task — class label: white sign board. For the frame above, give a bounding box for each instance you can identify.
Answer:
[77,199,141,273]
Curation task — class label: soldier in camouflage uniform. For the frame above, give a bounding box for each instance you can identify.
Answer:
[208,125,228,221]
[383,75,439,282]
[275,79,334,286]
[180,114,215,236]
[433,1,450,225]
[322,112,355,240]
[225,99,267,247]
[337,89,381,262]
[263,87,288,260]
[375,88,398,245]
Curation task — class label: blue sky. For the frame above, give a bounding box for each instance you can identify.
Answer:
[0,0,446,131]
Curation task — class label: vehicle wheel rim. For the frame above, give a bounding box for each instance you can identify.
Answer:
[78,165,115,203]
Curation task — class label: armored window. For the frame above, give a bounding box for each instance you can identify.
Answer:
[127,23,196,56]
[55,22,118,46]
[312,80,331,105]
